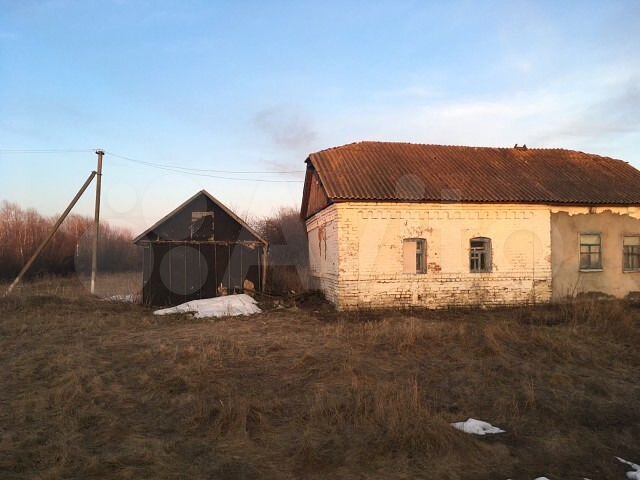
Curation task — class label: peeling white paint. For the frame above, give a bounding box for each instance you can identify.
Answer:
[307,202,553,310]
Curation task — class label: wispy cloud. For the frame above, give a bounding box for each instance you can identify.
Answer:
[546,77,640,139]
[507,57,534,75]
[379,86,441,100]
[320,91,562,149]
[310,67,640,163]
[439,98,551,119]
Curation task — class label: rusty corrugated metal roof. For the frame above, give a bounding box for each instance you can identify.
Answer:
[306,142,640,205]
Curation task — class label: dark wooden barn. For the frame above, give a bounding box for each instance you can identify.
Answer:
[133,190,268,306]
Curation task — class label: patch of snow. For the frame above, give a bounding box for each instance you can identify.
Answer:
[617,457,640,480]
[153,294,261,319]
[105,294,136,303]
[451,418,505,435]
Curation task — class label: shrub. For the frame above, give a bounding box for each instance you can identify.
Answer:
[255,208,309,294]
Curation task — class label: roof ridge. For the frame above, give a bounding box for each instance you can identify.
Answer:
[301,142,640,210]
[133,190,268,245]
[309,141,622,158]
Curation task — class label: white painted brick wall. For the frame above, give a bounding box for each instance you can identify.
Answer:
[306,205,340,304]
[307,202,553,310]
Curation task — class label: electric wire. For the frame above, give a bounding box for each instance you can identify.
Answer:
[105,151,304,174]
[0,148,306,182]
[0,148,94,153]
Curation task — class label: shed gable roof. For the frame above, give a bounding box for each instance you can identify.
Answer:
[304,142,640,211]
[133,190,267,245]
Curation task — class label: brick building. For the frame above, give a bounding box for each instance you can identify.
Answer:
[300,142,640,310]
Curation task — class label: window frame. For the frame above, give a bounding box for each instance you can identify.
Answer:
[623,235,640,273]
[402,238,427,274]
[579,233,603,272]
[190,211,214,240]
[191,211,214,222]
[469,237,492,273]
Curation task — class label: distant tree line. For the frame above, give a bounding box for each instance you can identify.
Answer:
[255,207,309,293]
[0,201,139,281]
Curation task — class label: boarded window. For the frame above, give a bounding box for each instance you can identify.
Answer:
[403,238,426,274]
[190,211,214,240]
[623,235,640,272]
[579,233,602,270]
[470,237,491,272]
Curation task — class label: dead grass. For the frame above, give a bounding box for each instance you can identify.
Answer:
[0,271,141,299]
[0,276,639,479]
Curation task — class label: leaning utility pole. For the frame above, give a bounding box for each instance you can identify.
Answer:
[90,150,104,295]
[4,171,97,297]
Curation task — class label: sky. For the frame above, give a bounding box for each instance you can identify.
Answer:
[1,0,639,233]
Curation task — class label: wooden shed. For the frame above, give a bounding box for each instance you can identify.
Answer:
[133,190,268,306]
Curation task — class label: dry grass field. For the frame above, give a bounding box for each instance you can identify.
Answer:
[0,275,639,479]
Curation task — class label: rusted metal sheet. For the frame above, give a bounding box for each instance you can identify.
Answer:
[303,142,640,210]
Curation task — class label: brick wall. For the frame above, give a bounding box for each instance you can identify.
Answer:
[307,202,553,310]
[306,204,340,304]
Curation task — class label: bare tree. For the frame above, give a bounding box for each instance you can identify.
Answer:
[0,201,140,280]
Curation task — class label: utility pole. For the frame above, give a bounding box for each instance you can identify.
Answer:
[90,150,104,295]
[4,171,97,297]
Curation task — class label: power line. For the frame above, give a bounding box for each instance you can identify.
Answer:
[0,148,306,180]
[106,151,304,183]
[0,148,94,153]
[124,162,303,183]
[105,151,304,174]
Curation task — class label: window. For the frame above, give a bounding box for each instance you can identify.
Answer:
[192,211,213,222]
[579,233,602,270]
[403,238,426,274]
[623,236,640,272]
[190,211,214,239]
[470,237,491,272]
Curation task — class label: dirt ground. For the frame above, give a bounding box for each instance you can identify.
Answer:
[0,275,639,479]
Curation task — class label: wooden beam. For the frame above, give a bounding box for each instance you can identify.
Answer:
[4,171,97,297]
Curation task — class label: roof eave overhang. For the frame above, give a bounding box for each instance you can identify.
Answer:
[133,189,269,246]
[324,198,640,207]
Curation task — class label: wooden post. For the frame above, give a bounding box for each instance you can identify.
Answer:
[4,171,97,297]
[261,244,268,292]
[90,150,104,295]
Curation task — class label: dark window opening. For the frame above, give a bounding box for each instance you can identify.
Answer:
[470,237,491,273]
[580,233,602,270]
[623,236,640,272]
[190,211,214,240]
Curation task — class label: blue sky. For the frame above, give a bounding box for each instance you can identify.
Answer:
[1,0,639,232]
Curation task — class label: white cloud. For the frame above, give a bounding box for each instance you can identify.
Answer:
[313,66,640,158]
[439,98,551,119]
[380,86,441,99]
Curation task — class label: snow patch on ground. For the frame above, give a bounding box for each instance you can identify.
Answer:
[617,457,640,480]
[153,294,261,319]
[506,477,550,479]
[105,294,136,303]
[451,418,505,435]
